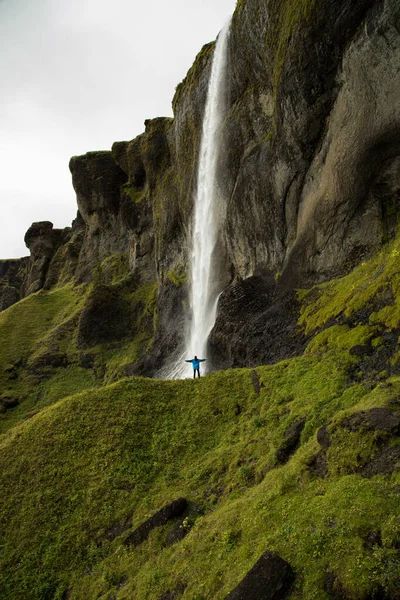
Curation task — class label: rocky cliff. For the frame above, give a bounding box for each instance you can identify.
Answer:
[1,2,400,598]
[1,0,399,375]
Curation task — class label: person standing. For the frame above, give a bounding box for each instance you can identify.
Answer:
[185,355,206,378]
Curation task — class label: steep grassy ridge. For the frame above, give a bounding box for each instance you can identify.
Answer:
[0,284,100,433]
[2,233,400,599]
[0,271,158,434]
[0,351,399,598]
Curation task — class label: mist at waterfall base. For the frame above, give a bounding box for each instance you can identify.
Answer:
[166,21,231,380]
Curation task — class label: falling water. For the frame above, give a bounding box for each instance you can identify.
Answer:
[167,21,230,380]
[187,21,230,370]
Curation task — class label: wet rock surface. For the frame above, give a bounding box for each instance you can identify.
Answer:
[209,272,309,370]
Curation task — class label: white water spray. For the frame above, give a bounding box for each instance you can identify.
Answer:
[167,21,230,379]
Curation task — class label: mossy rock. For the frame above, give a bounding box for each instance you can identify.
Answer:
[77,284,133,348]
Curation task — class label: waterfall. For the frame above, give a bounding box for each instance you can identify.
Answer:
[167,21,230,380]
[187,20,230,371]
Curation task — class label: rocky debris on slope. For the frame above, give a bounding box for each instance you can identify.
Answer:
[159,582,187,600]
[224,550,294,600]
[275,418,306,464]
[123,498,187,548]
[0,394,19,410]
[28,352,68,374]
[165,503,203,548]
[323,568,399,600]
[311,408,400,479]
[251,370,264,395]
[340,408,400,434]
[102,514,133,544]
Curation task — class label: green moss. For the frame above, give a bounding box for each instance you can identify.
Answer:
[100,253,131,286]
[172,42,215,111]
[305,324,374,355]
[0,285,80,369]
[266,0,318,98]
[1,343,398,599]
[121,183,145,204]
[166,265,188,287]
[299,232,400,334]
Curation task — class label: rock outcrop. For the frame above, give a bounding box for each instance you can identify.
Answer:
[1,0,399,376]
[225,550,294,599]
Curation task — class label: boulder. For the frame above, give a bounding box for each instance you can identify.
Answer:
[276,418,306,464]
[123,498,187,548]
[225,550,294,600]
[0,395,19,409]
[340,408,400,434]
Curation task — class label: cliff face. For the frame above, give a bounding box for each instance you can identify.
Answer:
[1,0,399,374]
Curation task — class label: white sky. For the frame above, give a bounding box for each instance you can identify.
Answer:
[0,0,236,259]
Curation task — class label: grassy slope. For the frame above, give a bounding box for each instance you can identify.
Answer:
[0,284,100,433]
[0,261,158,434]
[0,349,399,598]
[2,237,400,598]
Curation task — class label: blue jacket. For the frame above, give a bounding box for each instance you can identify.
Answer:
[185,359,205,370]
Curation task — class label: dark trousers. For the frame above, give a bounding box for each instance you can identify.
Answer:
[193,368,200,378]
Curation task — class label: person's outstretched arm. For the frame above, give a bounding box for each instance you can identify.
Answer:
[185,360,192,363]
[199,359,206,362]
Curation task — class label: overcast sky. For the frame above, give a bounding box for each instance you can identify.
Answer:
[0,0,236,259]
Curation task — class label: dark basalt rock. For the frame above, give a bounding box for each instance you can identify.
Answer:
[209,272,309,371]
[276,418,306,464]
[123,498,187,548]
[349,341,374,356]
[23,222,70,295]
[307,451,329,479]
[29,352,68,372]
[165,520,191,547]
[324,568,394,600]
[77,284,133,348]
[102,514,133,543]
[0,285,20,311]
[79,353,95,369]
[317,424,331,449]
[361,445,400,478]
[225,550,294,600]
[315,409,400,479]
[324,570,349,599]
[340,408,400,434]
[251,370,263,395]
[0,395,19,409]
[0,258,29,311]
[159,582,187,600]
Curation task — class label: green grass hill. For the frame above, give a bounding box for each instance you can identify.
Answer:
[2,235,400,598]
